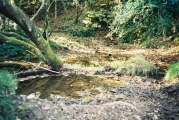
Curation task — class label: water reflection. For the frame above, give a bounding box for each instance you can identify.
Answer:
[16,73,125,99]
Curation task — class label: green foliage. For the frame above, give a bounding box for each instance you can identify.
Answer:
[15,0,72,17]
[0,44,26,57]
[0,71,29,120]
[83,10,111,28]
[0,70,17,94]
[111,56,158,77]
[62,16,73,21]
[80,27,96,37]
[109,60,124,69]
[49,41,62,49]
[165,62,179,81]
[59,0,117,37]
[72,0,84,24]
[85,0,115,10]
[126,56,158,76]
[49,41,68,50]
[0,96,15,119]
[109,0,179,45]
[59,23,96,37]
[83,0,115,29]
[15,0,41,15]
[141,37,167,49]
[0,70,19,119]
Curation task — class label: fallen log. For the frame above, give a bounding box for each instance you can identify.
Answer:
[0,61,61,80]
[16,69,50,78]
[0,61,32,69]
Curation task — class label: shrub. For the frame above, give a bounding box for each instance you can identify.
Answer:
[126,56,158,76]
[108,60,124,69]
[83,9,114,29]
[140,37,164,49]
[0,44,26,57]
[113,56,158,77]
[0,70,19,119]
[59,23,96,37]
[165,62,179,81]
[109,0,179,45]
[0,70,18,94]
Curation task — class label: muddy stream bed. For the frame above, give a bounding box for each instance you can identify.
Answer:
[14,68,179,120]
[12,35,179,119]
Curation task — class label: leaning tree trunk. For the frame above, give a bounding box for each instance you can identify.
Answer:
[0,0,63,69]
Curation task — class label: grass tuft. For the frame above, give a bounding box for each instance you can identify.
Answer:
[125,56,158,76]
[0,70,18,92]
[165,62,179,81]
[109,56,158,77]
[0,70,26,119]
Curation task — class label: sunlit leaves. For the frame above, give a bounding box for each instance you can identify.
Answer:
[109,0,177,45]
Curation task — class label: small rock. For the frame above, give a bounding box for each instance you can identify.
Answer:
[154,109,158,113]
[32,107,45,120]
[94,71,105,75]
[20,95,27,100]
[132,115,141,120]
[154,114,158,120]
[43,104,51,110]
[27,93,35,99]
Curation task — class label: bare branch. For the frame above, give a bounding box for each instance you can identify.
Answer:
[31,0,49,22]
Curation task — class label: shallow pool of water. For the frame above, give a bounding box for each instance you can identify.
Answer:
[16,73,126,99]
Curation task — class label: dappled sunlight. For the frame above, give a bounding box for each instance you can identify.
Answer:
[120,49,147,55]
[63,63,104,72]
[51,31,179,75]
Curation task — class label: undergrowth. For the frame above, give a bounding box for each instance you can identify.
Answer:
[109,0,179,46]
[0,70,17,93]
[49,40,68,50]
[165,62,179,81]
[109,56,158,77]
[59,23,96,37]
[0,70,20,119]
[0,44,26,57]
[0,70,30,119]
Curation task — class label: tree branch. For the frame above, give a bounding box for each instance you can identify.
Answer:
[31,0,49,22]
[0,0,63,68]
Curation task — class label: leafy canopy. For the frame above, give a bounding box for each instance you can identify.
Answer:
[109,0,179,46]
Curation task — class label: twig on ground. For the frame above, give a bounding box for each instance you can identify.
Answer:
[34,61,42,70]
[27,62,61,74]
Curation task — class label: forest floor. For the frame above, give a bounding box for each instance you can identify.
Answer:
[15,30,179,119]
[7,9,179,120]
[14,37,179,120]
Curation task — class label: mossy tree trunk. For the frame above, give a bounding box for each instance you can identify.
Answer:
[0,0,63,69]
